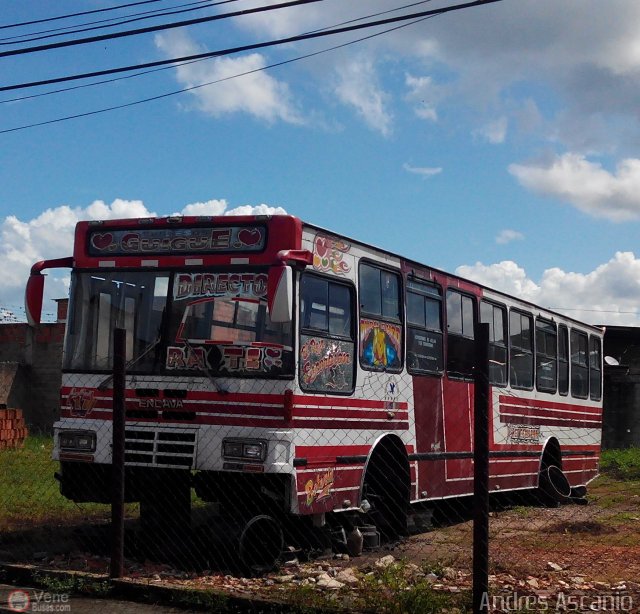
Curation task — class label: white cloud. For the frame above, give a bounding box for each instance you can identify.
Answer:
[221,1,640,151]
[509,153,640,221]
[178,199,286,217]
[403,163,442,177]
[456,251,640,326]
[404,74,438,122]
[0,199,286,319]
[155,31,302,124]
[333,56,392,136]
[495,229,524,244]
[474,117,508,144]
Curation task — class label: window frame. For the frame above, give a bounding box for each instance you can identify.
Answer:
[479,299,508,386]
[298,271,357,395]
[509,308,534,390]
[445,288,477,380]
[570,328,589,399]
[535,317,558,394]
[358,261,404,373]
[405,277,444,376]
[589,334,602,401]
[558,324,569,396]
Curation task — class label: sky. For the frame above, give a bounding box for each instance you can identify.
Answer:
[2,0,640,326]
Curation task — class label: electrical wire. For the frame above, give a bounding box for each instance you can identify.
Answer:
[0,12,438,134]
[0,0,242,46]
[0,0,502,93]
[0,0,166,31]
[0,0,436,105]
[0,0,325,59]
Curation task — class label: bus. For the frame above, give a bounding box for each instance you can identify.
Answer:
[25,214,603,557]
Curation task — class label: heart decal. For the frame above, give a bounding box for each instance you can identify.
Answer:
[314,236,329,258]
[91,233,114,251]
[238,228,262,246]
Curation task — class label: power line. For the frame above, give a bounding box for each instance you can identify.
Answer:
[0,0,502,93]
[0,0,436,105]
[0,0,165,31]
[0,0,325,59]
[0,0,241,47]
[0,12,438,134]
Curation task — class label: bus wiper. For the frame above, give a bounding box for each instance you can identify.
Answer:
[182,338,228,395]
[97,334,162,390]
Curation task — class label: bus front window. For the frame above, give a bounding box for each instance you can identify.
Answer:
[64,272,169,372]
[170,270,293,378]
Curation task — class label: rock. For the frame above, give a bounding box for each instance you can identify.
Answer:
[274,575,294,584]
[442,567,457,580]
[425,573,438,582]
[336,568,359,585]
[375,555,396,568]
[546,562,563,571]
[526,578,540,589]
[283,558,299,567]
[316,574,345,590]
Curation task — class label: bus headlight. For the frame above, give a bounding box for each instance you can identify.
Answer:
[222,439,267,462]
[58,430,96,452]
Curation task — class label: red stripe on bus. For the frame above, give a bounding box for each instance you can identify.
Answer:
[498,395,601,414]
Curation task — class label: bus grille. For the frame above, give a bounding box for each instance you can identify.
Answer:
[124,428,197,468]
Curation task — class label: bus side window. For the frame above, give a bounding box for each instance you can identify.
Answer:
[446,289,475,379]
[535,318,557,394]
[406,279,443,374]
[570,329,589,399]
[299,273,355,394]
[509,310,533,389]
[358,263,403,372]
[558,325,569,395]
[589,335,602,401]
[480,300,507,386]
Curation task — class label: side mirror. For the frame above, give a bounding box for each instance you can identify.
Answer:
[267,265,293,323]
[25,273,45,326]
[24,257,73,326]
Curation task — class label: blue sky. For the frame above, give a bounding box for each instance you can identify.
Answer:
[2,0,640,325]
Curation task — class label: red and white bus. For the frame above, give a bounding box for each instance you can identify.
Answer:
[26,214,603,545]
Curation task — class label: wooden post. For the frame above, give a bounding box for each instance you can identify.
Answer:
[110,327,126,578]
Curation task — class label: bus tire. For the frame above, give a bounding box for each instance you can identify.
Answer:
[536,441,563,508]
[362,437,410,541]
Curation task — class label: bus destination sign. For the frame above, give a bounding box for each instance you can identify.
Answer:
[88,226,266,256]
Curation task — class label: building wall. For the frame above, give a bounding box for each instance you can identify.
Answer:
[0,322,65,434]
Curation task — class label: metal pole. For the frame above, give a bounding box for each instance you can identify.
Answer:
[110,327,126,578]
[472,322,490,613]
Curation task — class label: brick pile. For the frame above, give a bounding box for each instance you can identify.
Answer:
[0,407,28,449]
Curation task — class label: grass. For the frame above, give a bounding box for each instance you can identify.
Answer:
[0,435,121,531]
[600,448,640,481]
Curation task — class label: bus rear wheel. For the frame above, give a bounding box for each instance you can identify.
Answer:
[362,439,410,541]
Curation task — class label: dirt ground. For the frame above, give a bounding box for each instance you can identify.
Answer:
[2,474,639,612]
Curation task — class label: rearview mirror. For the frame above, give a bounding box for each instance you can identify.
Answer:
[267,265,293,323]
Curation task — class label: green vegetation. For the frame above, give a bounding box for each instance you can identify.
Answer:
[0,435,119,530]
[600,447,640,481]
[32,571,111,597]
[285,560,470,614]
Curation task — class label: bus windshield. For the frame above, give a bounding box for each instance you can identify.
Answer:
[63,269,293,378]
